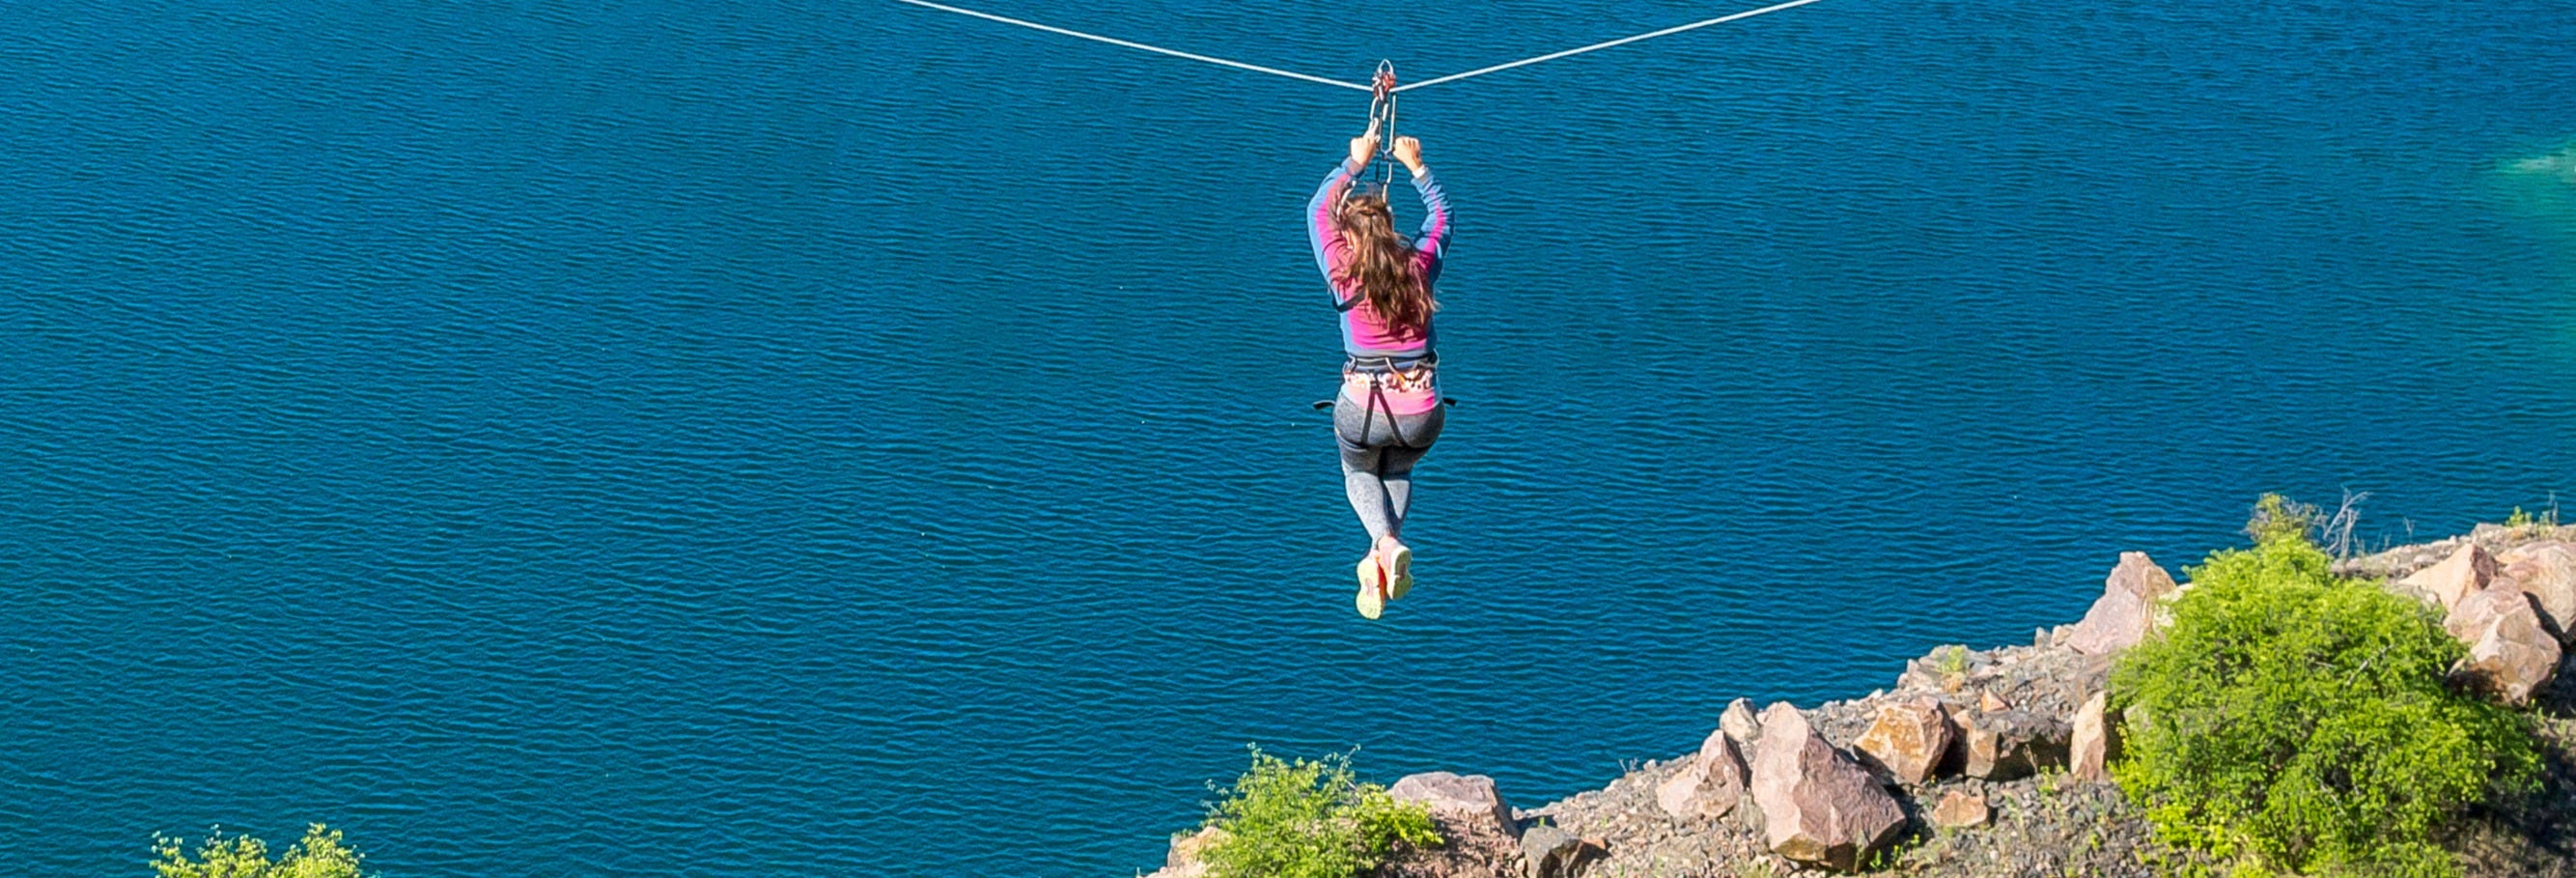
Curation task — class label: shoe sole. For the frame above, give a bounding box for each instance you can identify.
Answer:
[1384,544,1414,601]
[1355,555,1386,620]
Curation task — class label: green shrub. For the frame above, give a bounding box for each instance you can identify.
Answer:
[2110,496,2541,877]
[152,824,371,878]
[2504,504,2562,532]
[1199,747,1440,878]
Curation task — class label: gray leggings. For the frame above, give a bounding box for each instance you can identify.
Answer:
[1334,387,1445,542]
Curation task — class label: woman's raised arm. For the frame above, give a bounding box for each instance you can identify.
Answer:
[1394,137,1450,260]
[1307,134,1380,275]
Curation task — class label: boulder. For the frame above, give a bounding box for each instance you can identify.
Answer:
[2070,691,2114,782]
[1146,826,1222,878]
[1656,728,1749,820]
[1751,703,1908,872]
[1929,791,1989,829]
[2114,550,2182,601]
[2498,541,2576,643]
[1387,772,1518,839]
[1852,697,1952,785]
[2396,543,2498,612]
[1721,697,1762,751]
[1960,709,2070,781]
[1517,824,1603,878]
[2064,552,2180,656]
[2444,587,2563,705]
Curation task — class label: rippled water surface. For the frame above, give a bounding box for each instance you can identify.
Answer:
[6,1,2576,874]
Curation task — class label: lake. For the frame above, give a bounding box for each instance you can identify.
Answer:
[4,0,2574,874]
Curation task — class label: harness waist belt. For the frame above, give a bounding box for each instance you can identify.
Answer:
[1342,351,1437,374]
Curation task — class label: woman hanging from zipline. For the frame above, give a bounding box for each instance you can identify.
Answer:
[1308,130,1452,619]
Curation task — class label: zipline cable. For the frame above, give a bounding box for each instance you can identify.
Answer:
[888,0,1833,94]
[1393,0,1831,91]
[888,0,1371,91]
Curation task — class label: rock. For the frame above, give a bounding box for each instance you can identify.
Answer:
[2112,551,2182,602]
[1851,697,1952,785]
[1388,772,1519,839]
[2498,541,2576,643]
[2444,587,2563,705]
[2070,691,2114,782]
[1979,691,2009,713]
[1751,702,1908,872]
[2396,543,2498,612]
[2064,552,2180,656]
[1518,824,1602,878]
[1146,826,1221,878]
[1656,729,1748,820]
[1961,709,2071,781]
[1930,791,1990,828]
[1721,697,1762,751]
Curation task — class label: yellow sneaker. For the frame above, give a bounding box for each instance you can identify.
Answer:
[1355,553,1387,620]
[1380,540,1414,601]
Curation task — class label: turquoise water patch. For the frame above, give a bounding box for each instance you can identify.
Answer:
[2497,139,2576,354]
[2509,143,2576,184]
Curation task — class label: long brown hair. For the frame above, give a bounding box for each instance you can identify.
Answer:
[1333,192,1436,331]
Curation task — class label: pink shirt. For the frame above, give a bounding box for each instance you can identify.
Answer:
[1307,159,1453,414]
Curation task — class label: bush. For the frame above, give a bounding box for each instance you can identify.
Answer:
[2110,496,2541,877]
[1198,747,1440,878]
[153,824,371,878]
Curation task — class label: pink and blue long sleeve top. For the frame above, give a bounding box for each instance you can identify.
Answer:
[1308,158,1452,361]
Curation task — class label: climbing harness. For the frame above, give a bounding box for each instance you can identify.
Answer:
[1307,355,1450,416]
[1344,353,1436,396]
[1339,353,1440,450]
[892,0,1835,93]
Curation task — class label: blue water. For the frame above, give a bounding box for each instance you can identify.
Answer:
[5,1,2574,874]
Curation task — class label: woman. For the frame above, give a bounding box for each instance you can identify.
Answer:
[1307,131,1452,619]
